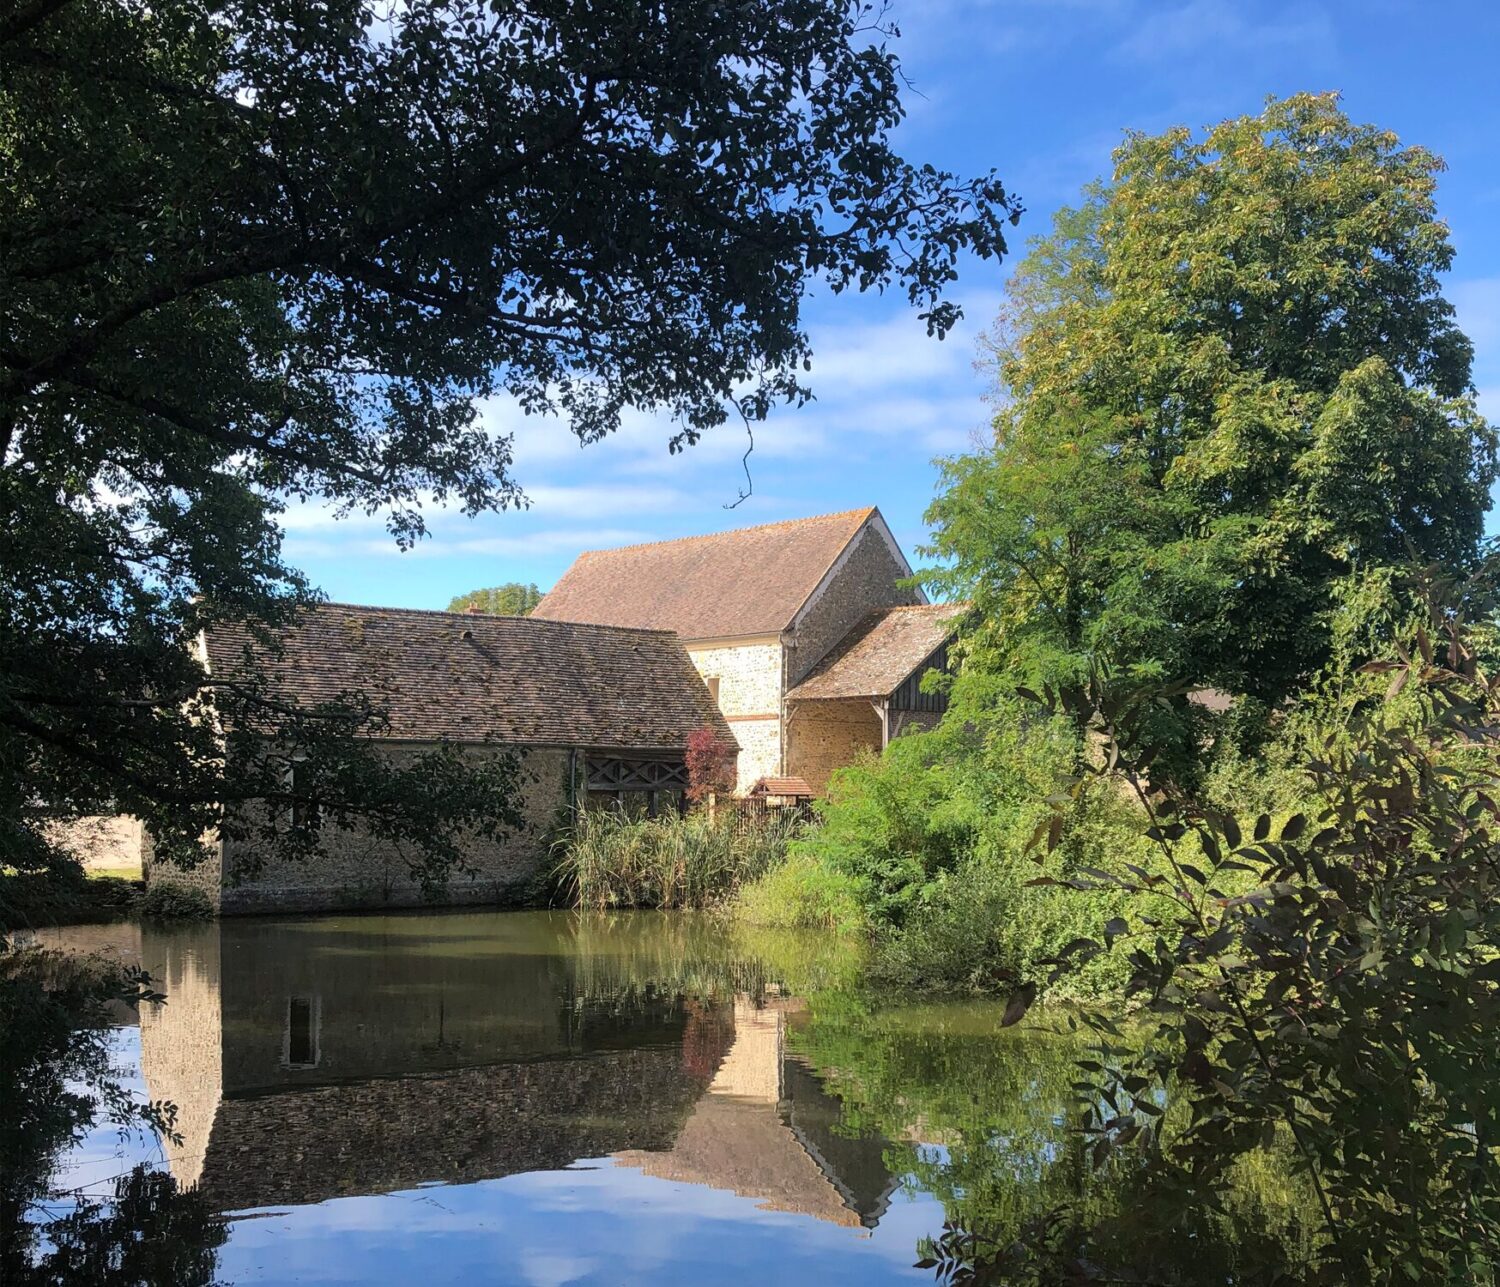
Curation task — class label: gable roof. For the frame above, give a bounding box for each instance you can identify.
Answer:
[202,603,732,750]
[531,508,890,640]
[785,603,964,702]
[748,776,815,799]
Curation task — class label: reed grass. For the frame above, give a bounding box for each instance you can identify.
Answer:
[553,807,801,911]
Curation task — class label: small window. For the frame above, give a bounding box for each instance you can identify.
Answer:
[283,995,320,1069]
[704,676,721,705]
[287,759,319,830]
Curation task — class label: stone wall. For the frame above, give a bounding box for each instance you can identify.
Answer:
[785,699,883,796]
[143,830,223,910]
[687,640,784,792]
[723,718,781,794]
[147,744,571,915]
[888,708,943,740]
[785,522,920,686]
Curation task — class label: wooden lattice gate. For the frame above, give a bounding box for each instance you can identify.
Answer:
[583,752,689,816]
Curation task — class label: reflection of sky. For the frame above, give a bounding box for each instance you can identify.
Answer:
[217,1161,941,1286]
[50,1030,950,1285]
[49,1027,167,1205]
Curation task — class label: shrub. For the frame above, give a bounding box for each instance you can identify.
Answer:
[0,859,141,929]
[742,676,1168,997]
[1006,611,1500,1282]
[735,849,867,933]
[684,727,736,804]
[873,854,1136,998]
[554,808,800,910]
[137,880,214,920]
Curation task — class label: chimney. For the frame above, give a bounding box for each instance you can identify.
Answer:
[465,605,484,615]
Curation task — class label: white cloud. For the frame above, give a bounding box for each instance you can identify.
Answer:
[803,301,997,392]
[523,482,693,519]
[1113,0,1334,64]
[437,527,653,557]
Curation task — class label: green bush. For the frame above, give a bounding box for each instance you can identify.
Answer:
[137,880,214,920]
[553,808,801,910]
[0,859,141,929]
[735,849,867,933]
[738,674,1171,998]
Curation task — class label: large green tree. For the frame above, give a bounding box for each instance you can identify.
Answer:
[927,94,1495,711]
[0,1,1018,881]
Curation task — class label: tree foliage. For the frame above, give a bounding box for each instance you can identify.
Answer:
[0,947,227,1284]
[684,726,737,804]
[447,583,543,616]
[993,599,1500,1284]
[927,94,1495,721]
[0,0,1018,880]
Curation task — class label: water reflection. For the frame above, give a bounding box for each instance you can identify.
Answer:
[127,913,899,1237]
[28,912,1314,1284]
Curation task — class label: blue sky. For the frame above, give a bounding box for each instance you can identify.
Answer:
[286,0,1500,610]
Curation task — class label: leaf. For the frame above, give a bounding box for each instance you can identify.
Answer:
[1253,813,1271,842]
[1000,982,1038,1028]
[1280,814,1306,842]
[1025,814,1053,854]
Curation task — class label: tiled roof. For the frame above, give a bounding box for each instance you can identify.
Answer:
[785,603,965,702]
[202,603,733,750]
[531,508,881,640]
[749,777,815,799]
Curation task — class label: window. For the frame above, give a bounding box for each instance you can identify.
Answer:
[705,676,721,706]
[282,995,320,1069]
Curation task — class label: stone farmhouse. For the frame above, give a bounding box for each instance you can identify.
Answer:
[82,505,962,913]
[149,602,732,913]
[533,506,962,796]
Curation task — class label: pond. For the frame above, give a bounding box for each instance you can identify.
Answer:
[16,910,1315,1285]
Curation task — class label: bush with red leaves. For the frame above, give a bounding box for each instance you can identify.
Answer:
[685,727,737,804]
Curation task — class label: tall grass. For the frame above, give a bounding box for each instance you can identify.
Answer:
[553,808,801,911]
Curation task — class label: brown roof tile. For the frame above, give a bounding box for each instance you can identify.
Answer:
[785,603,965,702]
[203,603,733,750]
[749,777,815,799]
[531,508,881,640]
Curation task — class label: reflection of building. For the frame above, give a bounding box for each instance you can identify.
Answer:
[133,917,892,1229]
[614,998,896,1230]
[138,924,221,1190]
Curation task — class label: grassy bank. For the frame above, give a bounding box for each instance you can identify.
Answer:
[553,808,803,911]
[1,859,213,930]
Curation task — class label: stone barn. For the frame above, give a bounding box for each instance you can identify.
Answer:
[784,602,964,795]
[147,603,733,914]
[533,507,962,794]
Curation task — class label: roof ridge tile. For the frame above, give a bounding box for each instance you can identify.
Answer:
[568,506,875,559]
[303,601,680,637]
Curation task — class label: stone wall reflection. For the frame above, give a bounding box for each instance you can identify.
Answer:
[133,915,892,1228]
[139,923,221,1190]
[616,999,895,1229]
